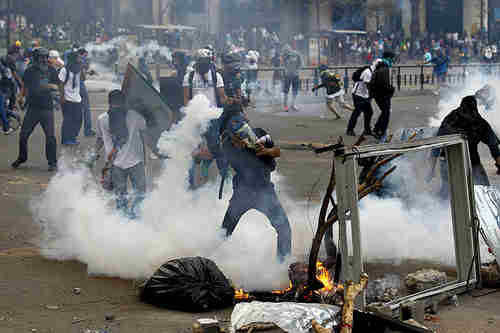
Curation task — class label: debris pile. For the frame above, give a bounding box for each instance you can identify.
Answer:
[404,269,447,293]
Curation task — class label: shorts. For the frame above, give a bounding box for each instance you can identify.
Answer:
[283,74,300,95]
[326,90,345,104]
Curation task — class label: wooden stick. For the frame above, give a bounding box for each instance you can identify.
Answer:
[340,273,369,333]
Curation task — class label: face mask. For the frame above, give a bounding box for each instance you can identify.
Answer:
[196,62,210,75]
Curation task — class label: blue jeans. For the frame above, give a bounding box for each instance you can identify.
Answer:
[222,181,291,262]
[81,84,92,135]
[112,162,146,219]
[0,94,9,131]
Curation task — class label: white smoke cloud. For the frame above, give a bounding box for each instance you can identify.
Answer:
[83,37,172,93]
[33,89,485,292]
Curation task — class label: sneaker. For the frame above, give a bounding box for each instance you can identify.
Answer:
[48,164,58,172]
[11,159,26,169]
[284,106,289,112]
[291,105,299,111]
[3,128,14,135]
[373,131,384,140]
[346,130,356,136]
[84,130,96,137]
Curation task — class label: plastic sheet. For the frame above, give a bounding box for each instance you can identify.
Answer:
[474,185,500,262]
[231,301,340,333]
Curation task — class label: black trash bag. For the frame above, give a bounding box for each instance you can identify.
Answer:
[140,257,235,312]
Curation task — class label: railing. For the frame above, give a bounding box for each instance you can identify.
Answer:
[240,64,500,97]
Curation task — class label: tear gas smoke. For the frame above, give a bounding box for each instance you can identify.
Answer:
[429,72,500,133]
[83,37,172,93]
[33,92,471,291]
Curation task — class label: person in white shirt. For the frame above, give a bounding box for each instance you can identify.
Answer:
[346,64,374,136]
[58,50,82,145]
[183,48,225,108]
[95,90,147,219]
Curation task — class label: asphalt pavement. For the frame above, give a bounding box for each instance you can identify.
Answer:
[1,91,499,333]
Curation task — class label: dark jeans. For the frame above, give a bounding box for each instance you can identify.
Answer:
[112,162,146,219]
[0,94,12,131]
[283,74,299,96]
[81,85,92,135]
[373,96,392,136]
[61,101,82,143]
[222,182,292,261]
[18,106,57,166]
[347,94,373,133]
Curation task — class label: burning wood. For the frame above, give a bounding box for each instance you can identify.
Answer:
[234,261,340,303]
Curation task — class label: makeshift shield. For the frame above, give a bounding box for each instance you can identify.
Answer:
[122,63,175,152]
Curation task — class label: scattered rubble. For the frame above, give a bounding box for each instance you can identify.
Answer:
[405,269,447,293]
[73,287,81,295]
[105,314,115,321]
[366,274,402,303]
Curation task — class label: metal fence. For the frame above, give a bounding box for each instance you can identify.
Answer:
[242,64,500,97]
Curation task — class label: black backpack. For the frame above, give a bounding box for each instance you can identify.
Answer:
[188,64,222,108]
[352,66,371,82]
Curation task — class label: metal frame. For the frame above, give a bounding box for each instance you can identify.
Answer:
[333,134,481,310]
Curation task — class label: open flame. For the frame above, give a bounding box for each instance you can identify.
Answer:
[234,261,338,300]
[316,261,334,291]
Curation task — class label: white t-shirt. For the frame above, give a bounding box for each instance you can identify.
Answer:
[353,68,372,99]
[183,69,224,107]
[97,110,147,170]
[58,67,82,103]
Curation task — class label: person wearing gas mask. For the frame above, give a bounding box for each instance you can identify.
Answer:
[12,48,59,171]
[183,48,225,108]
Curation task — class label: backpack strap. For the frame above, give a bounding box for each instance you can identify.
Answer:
[210,65,222,108]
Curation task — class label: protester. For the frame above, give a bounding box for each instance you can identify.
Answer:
[245,49,259,107]
[0,58,20,135]
[220,125,291,263]
[428,96,500,199]
[427,48,450,96]
[12,48,59,171]
[346,64,373,136]
[138,51,153,84]
[183,48,225,108]
[282,45,302,112]
[312,65,354,119]
[48,50,64,70]
[371,50,396,139]
[95,90,147,219]
[183,48,226,188]
[58,50,83,145]
[271,52,281,96]
[4,47,24,112]
[79,48,96,137]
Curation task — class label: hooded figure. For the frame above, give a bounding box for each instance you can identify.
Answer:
[429,96,500,198]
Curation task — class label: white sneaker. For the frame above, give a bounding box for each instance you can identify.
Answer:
[4,128,14,135]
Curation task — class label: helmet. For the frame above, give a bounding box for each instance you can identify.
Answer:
[318,64,328,72]
[196,48,212,61]
[49,50,60,58]
[15,40,21,47]
[32,47,49,62]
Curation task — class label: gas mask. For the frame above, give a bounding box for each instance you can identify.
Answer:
[195,61,211,75]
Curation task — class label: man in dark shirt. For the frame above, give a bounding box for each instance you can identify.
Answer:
[12,48,59,171]
[220,126,291,263]
[428,95,500,198]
